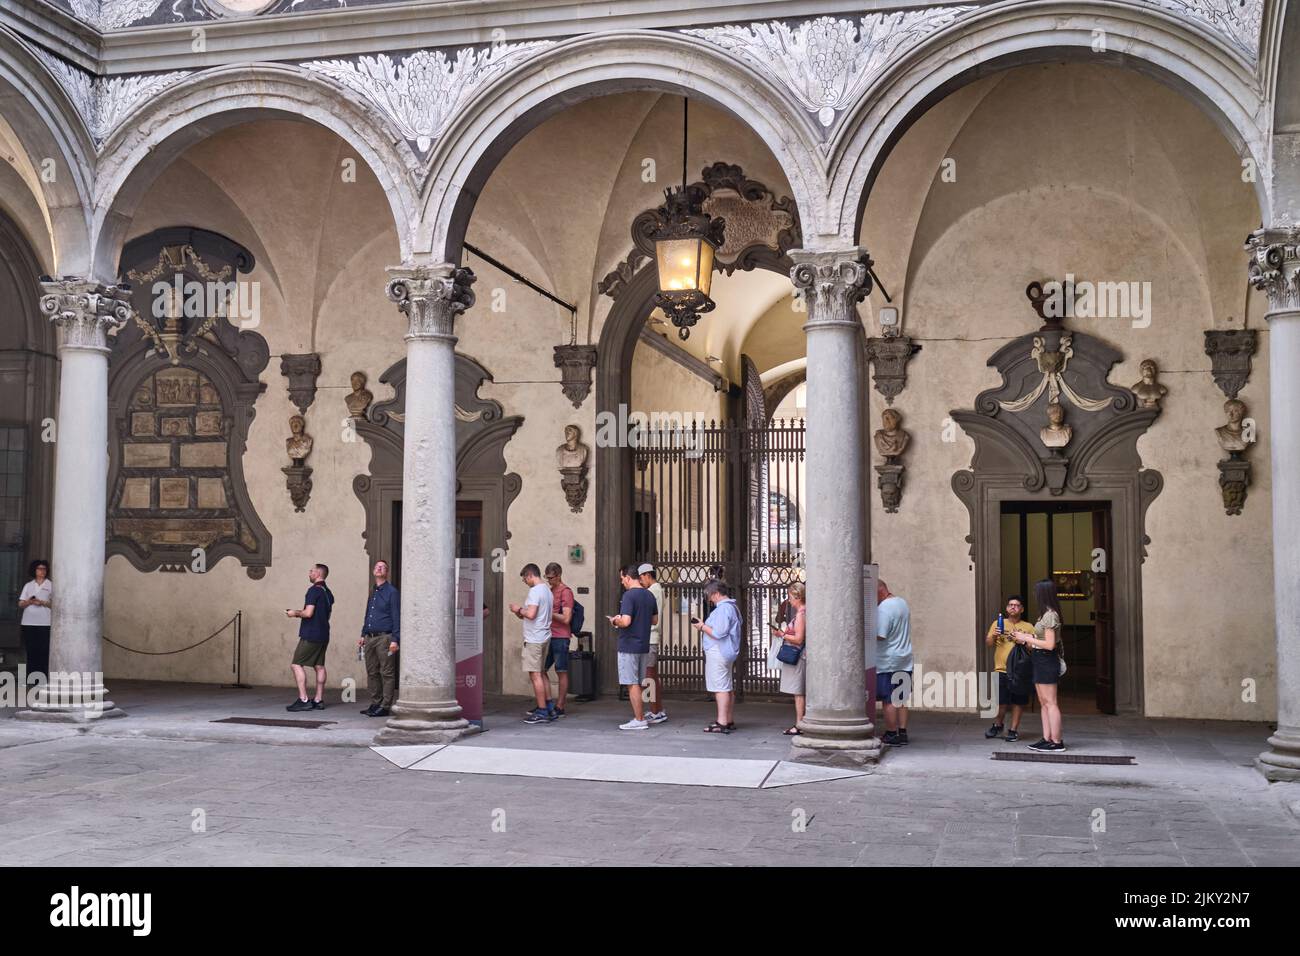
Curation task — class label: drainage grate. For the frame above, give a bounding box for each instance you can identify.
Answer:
[211,717,336,729]
[992,752,1135,765]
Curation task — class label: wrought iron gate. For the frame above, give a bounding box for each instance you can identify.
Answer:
[631,413,805,696]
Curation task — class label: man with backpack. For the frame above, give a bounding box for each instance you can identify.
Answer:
[543,562,576,718]
[985,595,1035,741]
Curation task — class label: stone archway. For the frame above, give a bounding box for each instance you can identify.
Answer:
[90,64,420,279]
[416,31,827,261]
[827,2,1270,243]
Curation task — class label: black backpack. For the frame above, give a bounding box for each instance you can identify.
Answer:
[1005,643,1034,697]
[570,598,585,636]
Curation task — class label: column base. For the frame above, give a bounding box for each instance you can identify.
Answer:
[14,697,126,723]
[789,714,882,768]
[372,697,476,746]
[1257,727,1300,782]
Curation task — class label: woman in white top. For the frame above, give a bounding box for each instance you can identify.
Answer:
[18,559,52,678]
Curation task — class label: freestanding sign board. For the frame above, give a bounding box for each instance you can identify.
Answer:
[863,563,879,718]
[454,558,484,725]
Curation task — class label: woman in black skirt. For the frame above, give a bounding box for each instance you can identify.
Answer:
[1013,578,1065,752]
[18,559,52,679]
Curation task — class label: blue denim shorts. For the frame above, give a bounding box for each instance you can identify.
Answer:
[545,637,571,673]
[876,670,913,705]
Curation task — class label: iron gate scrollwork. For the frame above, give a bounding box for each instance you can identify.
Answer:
[631,414,805,695]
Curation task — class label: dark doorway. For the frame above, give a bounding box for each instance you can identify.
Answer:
[999,501,1115,715]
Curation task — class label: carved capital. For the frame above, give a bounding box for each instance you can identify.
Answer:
[865,335,922,404]
[40,278,132,353]
[789,249,872,329]
[1202,330,1257,399]
[385,264,476,342]
[1245,227,1300,314]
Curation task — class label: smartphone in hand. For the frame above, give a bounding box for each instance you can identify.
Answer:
[690,617,701,625]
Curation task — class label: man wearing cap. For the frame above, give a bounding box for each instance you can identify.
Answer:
[638,563,668,724]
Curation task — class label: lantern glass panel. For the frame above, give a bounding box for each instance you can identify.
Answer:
[656,238,704,294]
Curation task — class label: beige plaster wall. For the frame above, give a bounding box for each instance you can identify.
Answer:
[860,64,1270,720]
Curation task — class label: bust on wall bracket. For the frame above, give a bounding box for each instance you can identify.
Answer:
[1215,397,1253,515]
[872,407,910,513]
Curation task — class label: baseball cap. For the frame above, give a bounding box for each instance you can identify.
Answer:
[637,563,655,575]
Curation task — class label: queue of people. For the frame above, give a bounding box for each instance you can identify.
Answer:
[268,555,1065,751]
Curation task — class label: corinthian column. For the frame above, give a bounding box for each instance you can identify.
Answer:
[17,279,130,721]
[1246,227,1300,781]
[787,248,881,765]
[374,263,476,745]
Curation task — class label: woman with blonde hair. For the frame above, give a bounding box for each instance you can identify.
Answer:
[778,581,807,735]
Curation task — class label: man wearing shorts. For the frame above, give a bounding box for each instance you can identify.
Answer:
[985,595,1034,741]
[609,565,657,730]
[696,578,741,733]
[512,564,554,724]
[638,563,668,724]
[286,563,334,712]
[544,562,574,718]
[875,578,913,746]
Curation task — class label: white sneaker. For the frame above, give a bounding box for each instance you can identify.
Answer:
[619,718,649,731]
[647,711,668,724]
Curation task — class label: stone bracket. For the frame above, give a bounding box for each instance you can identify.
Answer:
[875,462,904,513]
[865,335,921,404]
[281,353,323,415]
[553,343,598,408]
[283,462,313,513]
[1218,455,1250,516]
[1203,329,1257,399]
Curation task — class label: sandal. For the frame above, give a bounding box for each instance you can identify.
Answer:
[725,723,737,732]
[782,727,801,736]
[703,721,731,734]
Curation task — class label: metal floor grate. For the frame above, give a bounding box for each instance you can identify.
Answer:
[992,752,1135,765]
[211,717,336,729]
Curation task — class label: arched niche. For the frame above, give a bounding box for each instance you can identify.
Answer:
[107,227,272,576]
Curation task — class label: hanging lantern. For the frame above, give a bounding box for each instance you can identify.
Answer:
[649,185,723,340]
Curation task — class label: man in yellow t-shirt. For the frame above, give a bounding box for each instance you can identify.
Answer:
[985,595,1035,741]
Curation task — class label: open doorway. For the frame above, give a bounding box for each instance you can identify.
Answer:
[999,501,1115,715]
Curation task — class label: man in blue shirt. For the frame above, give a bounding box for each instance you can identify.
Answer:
[694,579,742,733]
[286,563,334,712]
[875,578,913,746]
[608,565,657,730]
[358,559,400,717]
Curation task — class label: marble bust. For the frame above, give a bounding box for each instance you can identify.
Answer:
[1130,359,1167,409]
[1039,401,1072,449]
[286,414,313,463]
[345,370,373,419]
[556,424,590,470]
[1215,398,1249,454]
[873,407,910,460]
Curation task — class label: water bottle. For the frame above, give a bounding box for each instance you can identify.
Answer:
[356,642,364,662]
[997,612,1005,635]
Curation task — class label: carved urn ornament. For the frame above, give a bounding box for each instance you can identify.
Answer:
[345,370,373,419]
[1129,359,1167,409]
[642,99,725,340]
[872,407,911,513]
[556,424,591,513]
[1215,398,1252,516]
[284,414,314,512]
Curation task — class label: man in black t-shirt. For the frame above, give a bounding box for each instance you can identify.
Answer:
[286,563,334,712]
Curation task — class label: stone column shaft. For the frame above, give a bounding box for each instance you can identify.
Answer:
[788,248,881,765]
[375,263,476,745]
[17,279,130,721]
[1247,227,1300,780]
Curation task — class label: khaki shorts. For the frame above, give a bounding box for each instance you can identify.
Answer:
[522,641,548,673]
[292,639,328,668]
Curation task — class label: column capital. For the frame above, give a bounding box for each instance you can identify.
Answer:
[39,277,132,353]
[385,263,476,342]
[1245,226,1300,315]
[789,248,873,329]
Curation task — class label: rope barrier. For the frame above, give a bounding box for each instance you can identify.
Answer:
[102,613,239,656]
